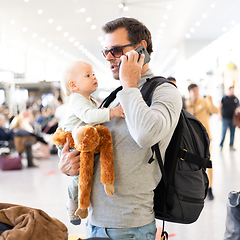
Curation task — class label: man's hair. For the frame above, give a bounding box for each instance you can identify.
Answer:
[57,96,63,103]
[61,59,90,97]
[102,17,153,55]
[167,77,176,82]
[188,83,198,91]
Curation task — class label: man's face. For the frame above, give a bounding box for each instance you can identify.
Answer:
[104,28,136,80]
[229,87,234,96]
[189,86,199,101]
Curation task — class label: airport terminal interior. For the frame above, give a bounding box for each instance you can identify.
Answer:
[1,0,240,239]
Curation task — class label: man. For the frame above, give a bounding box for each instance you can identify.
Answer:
[58,17,182,239]
[44,97,69,130]
[185,83,218,200]
[219,86,239,151]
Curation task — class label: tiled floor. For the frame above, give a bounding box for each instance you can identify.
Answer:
[1,115,239,239]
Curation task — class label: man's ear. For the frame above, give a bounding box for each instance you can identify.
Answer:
[69,81,78,90]
[140,40,147,49]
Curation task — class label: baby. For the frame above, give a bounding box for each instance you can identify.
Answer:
[59,59,124,225]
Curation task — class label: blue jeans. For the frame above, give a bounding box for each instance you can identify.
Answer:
[85,220,157,240]
[220,118,236,147]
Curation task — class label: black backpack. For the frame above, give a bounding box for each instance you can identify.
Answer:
[100,77,212,236]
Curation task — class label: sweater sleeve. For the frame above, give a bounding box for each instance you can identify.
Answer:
[205,98,218,114]
[70,94,110,125]
[117,83,182,148]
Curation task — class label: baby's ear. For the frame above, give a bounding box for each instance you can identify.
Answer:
[69,80,78,90]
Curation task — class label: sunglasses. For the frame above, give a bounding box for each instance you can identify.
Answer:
[101,43,136,58]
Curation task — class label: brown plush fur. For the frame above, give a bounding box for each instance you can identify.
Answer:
[52,127,75,148]
[52,125,114,219]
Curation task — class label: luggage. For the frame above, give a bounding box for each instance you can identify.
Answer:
[224,191,240,240]
[0,156,22,170]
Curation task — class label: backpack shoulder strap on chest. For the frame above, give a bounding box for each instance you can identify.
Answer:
[141,76,175,106]
[99,86,123,108]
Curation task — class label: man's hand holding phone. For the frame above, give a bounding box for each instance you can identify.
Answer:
[119,48,146,89]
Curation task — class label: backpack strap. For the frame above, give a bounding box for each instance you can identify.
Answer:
[99,86,123,108]
[178,148,212,168]
[141,77,174,106]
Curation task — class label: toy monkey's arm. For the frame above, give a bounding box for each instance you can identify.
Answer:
[95,125,115,196]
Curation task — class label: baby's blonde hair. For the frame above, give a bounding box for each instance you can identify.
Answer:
[61,59,91,96]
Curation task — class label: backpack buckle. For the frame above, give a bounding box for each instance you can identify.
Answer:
[180,149,187,161]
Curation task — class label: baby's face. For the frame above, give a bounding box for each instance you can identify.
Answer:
[73,62,98,96]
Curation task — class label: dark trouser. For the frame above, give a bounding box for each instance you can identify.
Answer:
[220,118,236,147]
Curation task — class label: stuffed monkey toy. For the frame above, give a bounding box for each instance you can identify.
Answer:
[52,125,114,219]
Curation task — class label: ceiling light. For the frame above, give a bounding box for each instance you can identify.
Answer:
[48,19,54,24]
[119,3,124,8]
[63,32,69,37]
[78,45,84,50]
[59,49,64,54]
[54,46,59,51]
[231,20,236,25]
[10,20,15,25]
[185,33,191,38]
[202,13,207,18]
[48,42,53,47]
[222,27,227,32]
[156,34,161,39]
[101,41,106,46]
[32,33,38,38]
[195,21,201,26]
[41,38,46,43]
[210,4,215,8]
[69,37,75,42]
[56,26,62,31]
[190,28,195,33]
[86,17,92,22]
[91,25,96,30]
[166,5,172,10]
[37,9,43,14]
[158,29,163,34]
[75,8,86,13]
[123,6,129,11]
[24,0,29,2]
[22,27,28,32]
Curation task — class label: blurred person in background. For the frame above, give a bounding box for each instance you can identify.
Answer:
[219,86,240,151]
[185,83,218,200]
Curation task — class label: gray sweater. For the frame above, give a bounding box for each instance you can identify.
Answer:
[89,69,182,228]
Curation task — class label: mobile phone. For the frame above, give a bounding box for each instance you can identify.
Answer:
[135,45,150,66]
[118,45,150,67]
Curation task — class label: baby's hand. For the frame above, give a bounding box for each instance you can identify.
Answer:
[110,105,125,119]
